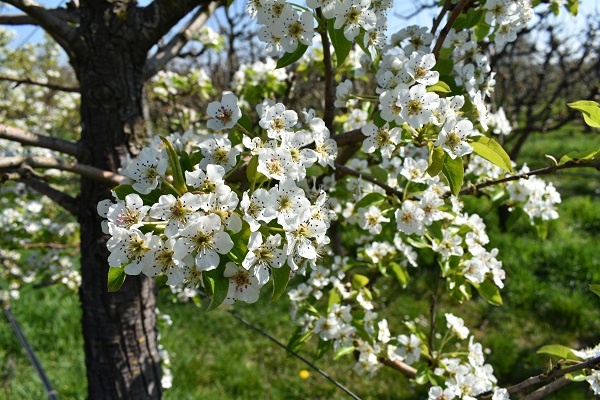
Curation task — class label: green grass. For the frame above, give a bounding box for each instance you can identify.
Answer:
[1,125,599,399]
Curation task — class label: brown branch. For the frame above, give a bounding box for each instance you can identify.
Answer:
[1,0,81,59]
[331,128,363,147]
[22,243,78,249]
[431,0,452,36]
[0,156,124,185]
[0,124,82,158]
[335,163,404,198]
[144,1,220,79]
[457,160,600,197]
[317,8,336,132]
[380,358,417,378]
[140,0,220,52]
[0,13,37,25]
[0,74,80,93]
[7,175,79,216]
[432,0,470,58]
[480,355,600,400]
[520,377,571,400]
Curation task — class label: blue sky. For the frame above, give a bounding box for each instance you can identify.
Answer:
[1,0,597,49]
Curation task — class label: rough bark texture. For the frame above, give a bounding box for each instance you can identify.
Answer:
[75,2,161,398]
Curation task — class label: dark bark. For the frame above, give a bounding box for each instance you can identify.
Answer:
[75,2,161,398]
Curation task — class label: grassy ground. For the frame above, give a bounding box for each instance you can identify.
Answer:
[1,125,599,399]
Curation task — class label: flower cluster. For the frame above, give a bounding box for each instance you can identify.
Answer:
[99,95,338,305]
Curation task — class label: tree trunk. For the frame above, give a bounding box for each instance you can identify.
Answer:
[75,3,161,398]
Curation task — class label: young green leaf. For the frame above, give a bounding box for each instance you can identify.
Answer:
[426,81,451,93]
[327,19,352,67]
[472,280,503,306]
[107,266,126,292]
[558,148,600,165]
[568,100,600,128]
[271,264,291,302]
[352,274,370,289]
[205,266,230,311]
[471,136,513,173]
[537,344,578,360]
[276,43,309,69]
[442,155,464,195]
[589,284,600,297]
[427,145,446,177]
[390,262,409,288]
[160,136,187,194]
[355,192,387,209]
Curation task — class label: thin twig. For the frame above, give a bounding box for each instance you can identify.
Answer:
[0,155,124,185]
[431,0,452,36]
[18,176,79,216]
[456,160,600,197]
[317,8,336,132]
[432,0,470,58]
[0,124,82,158]
[335,163,404,199]
[428,269,441,352]
[520,377,571,400]
[0,75,80,93]
[227,309,362,400]
[380,358,417,378]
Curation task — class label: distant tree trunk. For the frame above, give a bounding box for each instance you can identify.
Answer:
[74,2,161,398]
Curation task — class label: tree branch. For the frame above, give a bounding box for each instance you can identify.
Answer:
[0,13,37,25]
[144,1,220,79]
[140,0,221,52]
[380,358,417,378]
[1,173,78,216]
[0,124,82,158]
[520,377,571,400]
[0,156,124,185]
[0,0,80,59]
[457,160,600,197]
[335,163,404,198]
[479,356,600,399]
[0,74,80,93]
[432,0,470,58]
[317,8,336,132]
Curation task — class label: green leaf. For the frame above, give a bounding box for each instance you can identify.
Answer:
[271,264,291,302]
[472,280,503,306]
[589,284,600,297]
[288,328,312,353]
[558,148,600,165]
[276,43,309,69]
[537,344,578,360]
[506,207,527,231]
[204,266,230,311]
[333,346,355,360]
[179,151,194,172]
[228,222,251,262]
[442,155,464,195]
[352,274,370,289]
[568,100,600,128]
[471,136,513,173]
[327,19,352,67]
[327,288,341,312]
[427,145,446,178]
[107,267,126,292]
[415,364,431,385]
[112,185,162,205]
[246,156,269,185]
[355,192,387,210]
[474,21,491,42]
[237,113,253,132]
[160,136,187,194]
[315,338,332,360]
[426,81,451,93]
[433,58,454,75]
[390,262,409,288]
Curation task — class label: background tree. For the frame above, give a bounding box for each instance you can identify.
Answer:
[0,0,224,397]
